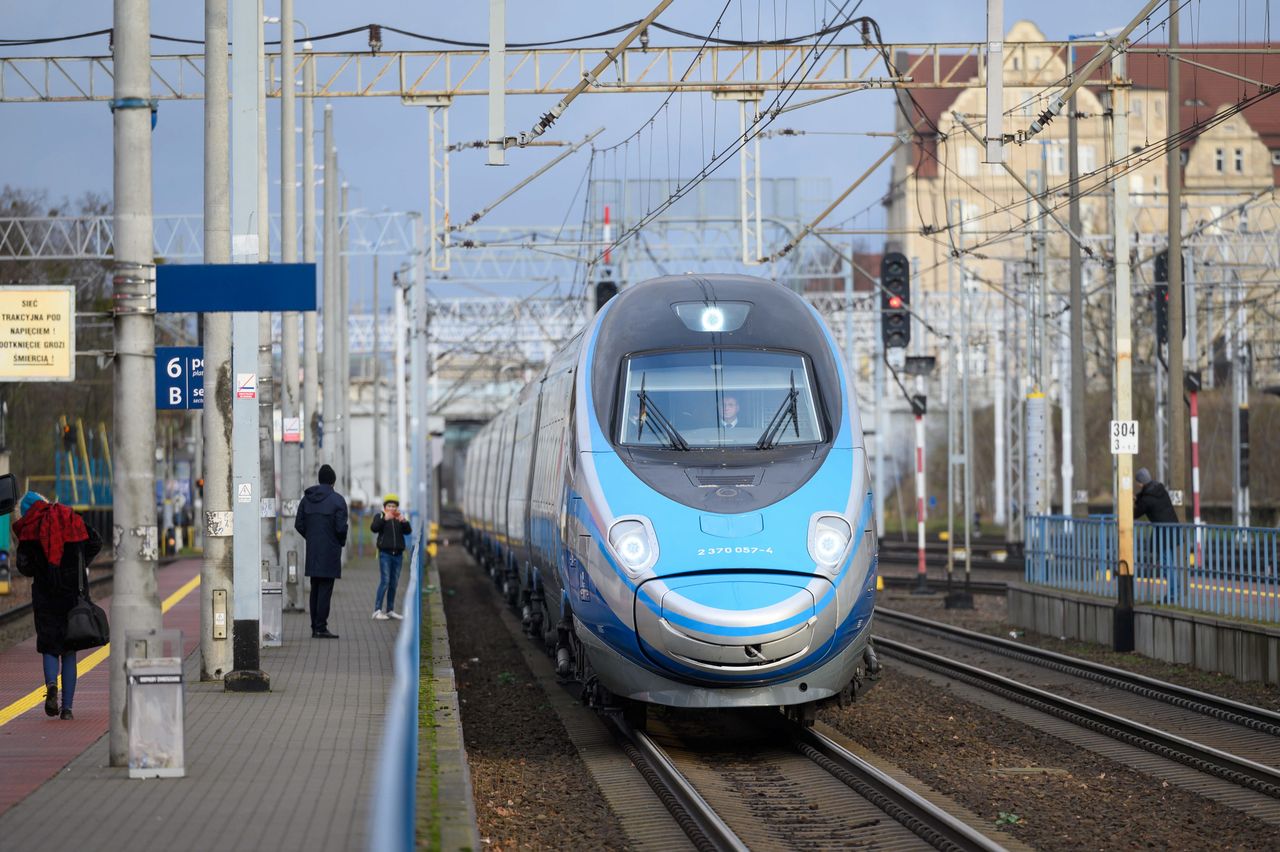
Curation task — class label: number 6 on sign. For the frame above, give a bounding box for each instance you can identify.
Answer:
[1110,420,1138,454]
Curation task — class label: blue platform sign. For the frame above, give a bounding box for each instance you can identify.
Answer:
[156,346,204,410]
[156,263,317,313]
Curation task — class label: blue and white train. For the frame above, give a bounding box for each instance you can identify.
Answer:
[462,274,879,719]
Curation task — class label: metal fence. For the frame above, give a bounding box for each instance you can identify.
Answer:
[1026,515,1280,623]
[369,529,424,851]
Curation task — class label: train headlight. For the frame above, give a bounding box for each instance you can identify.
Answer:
[808,513,852,573]
[608,516,659,577]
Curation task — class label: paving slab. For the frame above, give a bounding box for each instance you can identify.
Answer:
[0,554,407,852]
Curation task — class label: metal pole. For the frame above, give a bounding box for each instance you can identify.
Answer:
[322,108,337,470]
[1112,51,1136,653]
[1068,43,1088,518]
[279,0,303,609]
[945,203,956,588]
[298,39,317,610]
[372,254,381,499]
[1060,308,1072,515]
[200,0,234,681]
[226,0,267,690]
[340,183,352,502]
[993,318,1006,526]
[984,0,1004,163]
[1166,6,1187,513]
[957,201,974,608]
[394,267,409,507]
[487,0,506,166]
[873,302,886,535]
[109,0,161,763]
[257,0,280,585]
[411,218,429,521]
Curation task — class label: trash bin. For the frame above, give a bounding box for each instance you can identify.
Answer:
[261,580,283,647]
[126,629,184,779]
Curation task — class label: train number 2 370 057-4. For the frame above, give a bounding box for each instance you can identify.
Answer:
[697,546,775,556]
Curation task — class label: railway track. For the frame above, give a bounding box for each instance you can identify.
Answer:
[873,609,1280,816]
[611,708,1007,851]
[878,575,1008,596]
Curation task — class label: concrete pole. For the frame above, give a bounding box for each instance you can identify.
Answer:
[955,200,974,608]
[487,0,506,166]
[411,218,430,522]
[322,108,337,469]
[1112,51,1136,652]
[279,0,303,607]
[1060,308,1072,515]
[1166,7,1187,511]
[301,44,318,486]
[256,0,280,583]
[340,184,352,502]
[1068,45,1088,517]
[372,254,381,498]
[945,206,956,584]
[993,319,1006,526]
[109,0,161,765]
[200,0,234,682]
[394,269,409,507]
[873,310,886,536]
[226,0,267,690]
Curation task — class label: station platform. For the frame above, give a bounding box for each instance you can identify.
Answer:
[0,554,406,851]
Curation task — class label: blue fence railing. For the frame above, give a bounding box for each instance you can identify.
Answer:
[369,529,424,850]
[1026,515,1280,623]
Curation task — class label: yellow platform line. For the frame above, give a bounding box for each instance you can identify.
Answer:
[0,573,200,728]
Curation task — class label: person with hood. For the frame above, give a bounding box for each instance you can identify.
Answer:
[294,465,348,638]
[369,494,412,620]
[1134,467,1182,602]
[13,491,103,720]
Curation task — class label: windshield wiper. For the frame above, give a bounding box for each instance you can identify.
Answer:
[755,371,800,450]
[636,374,690,451]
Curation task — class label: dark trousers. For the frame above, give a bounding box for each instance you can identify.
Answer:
[310,577,336,633]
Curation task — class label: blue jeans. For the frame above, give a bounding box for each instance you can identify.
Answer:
[375,550,403,612]
[43,652,77,709]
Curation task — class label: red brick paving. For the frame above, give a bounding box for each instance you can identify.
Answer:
[0,558,201,816]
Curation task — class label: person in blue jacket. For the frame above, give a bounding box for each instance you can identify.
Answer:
[294,465,348,638]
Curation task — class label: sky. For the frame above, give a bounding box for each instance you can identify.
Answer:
[0,1,1271,304]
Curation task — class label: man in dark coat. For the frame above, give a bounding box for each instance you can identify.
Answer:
[14,492,104,719]
[294,465,347,638]
[1134,467,1182,602]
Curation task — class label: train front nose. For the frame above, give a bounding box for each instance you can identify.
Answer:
[633,573,836,681]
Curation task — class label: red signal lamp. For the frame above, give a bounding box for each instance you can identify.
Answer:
[888,295,903,309]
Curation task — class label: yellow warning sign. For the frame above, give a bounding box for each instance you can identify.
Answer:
[0,286,75,381]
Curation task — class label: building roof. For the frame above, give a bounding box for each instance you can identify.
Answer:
[897,41,1280,181]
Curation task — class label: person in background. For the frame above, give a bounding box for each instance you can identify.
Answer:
[370,494,412,620]
[1134,467,1181,603]
[13,491,103,720]
[719,395,740,430]
[294,465,347,639]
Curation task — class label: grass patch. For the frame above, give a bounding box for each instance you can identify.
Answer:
[416,570,444,851]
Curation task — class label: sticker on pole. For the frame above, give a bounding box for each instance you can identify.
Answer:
[1110,420,1138,454]
[237,483,253,504]
[235,373,257,400]
[282,417,303,443]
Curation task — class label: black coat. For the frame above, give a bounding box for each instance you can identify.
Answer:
[294,484,348,578]
[17,525,104,656]
[1135,481,1180,524]
[370,512,412,554]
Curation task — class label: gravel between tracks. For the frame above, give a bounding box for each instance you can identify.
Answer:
[880,590,1280,711]
[439,551,630,851]
[821,669,1280,850]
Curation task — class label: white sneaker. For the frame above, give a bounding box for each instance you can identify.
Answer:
[386,611,404,620]
[372,610,389,620]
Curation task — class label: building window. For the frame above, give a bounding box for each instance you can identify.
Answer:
[1132,98,1143,117]
[957,145,979,177]
[1130,174,1144,196]
[1272,149,1280,166]
[1234,148,1245,173]
[1214,148,1225,173]
[1079,145,1096,173]
[1047,142,1066,176]
[1180,150,1189,167]
[961,202,980,234]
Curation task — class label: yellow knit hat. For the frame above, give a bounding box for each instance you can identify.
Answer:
[382,493,400,506]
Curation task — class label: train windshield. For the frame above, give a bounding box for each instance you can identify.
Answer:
[617,349,825,449]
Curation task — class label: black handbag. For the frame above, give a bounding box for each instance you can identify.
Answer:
[64,548,109,652]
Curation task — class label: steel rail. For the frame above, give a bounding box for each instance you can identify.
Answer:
[788,723,1008,852]
[876,636,1280,799]
[876,607,1280,736]
[607,714,748,852]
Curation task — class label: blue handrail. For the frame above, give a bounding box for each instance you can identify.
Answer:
[1026,514,1280,623]
[369,529,423,850]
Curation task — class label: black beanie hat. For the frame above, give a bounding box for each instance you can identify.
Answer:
[318,464,336,485]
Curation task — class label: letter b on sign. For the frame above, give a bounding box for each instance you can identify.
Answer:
[169,387,183,405]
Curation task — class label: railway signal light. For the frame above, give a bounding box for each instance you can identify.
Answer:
[1153,250,1184,343]
[880,252,910,350]
[1154,283,1170,345]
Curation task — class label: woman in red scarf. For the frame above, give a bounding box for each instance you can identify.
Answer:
[14,492,103,720]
